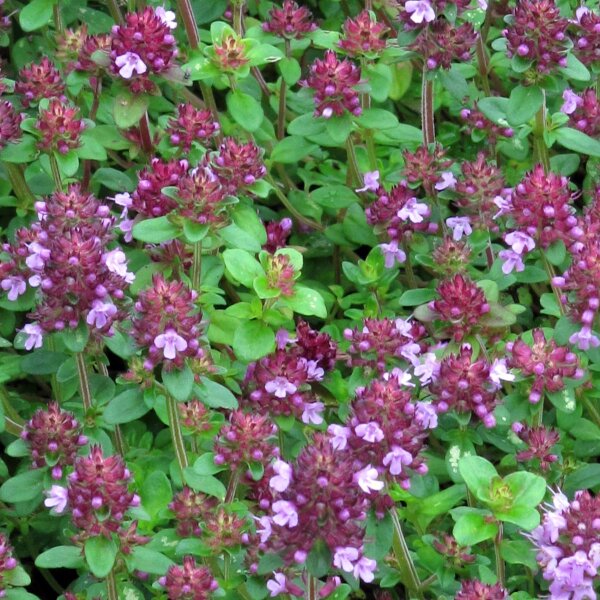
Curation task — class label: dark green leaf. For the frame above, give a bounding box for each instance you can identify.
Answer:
[103,388,150,424]
[19,0,55,31]
[227,90,264,132]
[507,85,543,126]
[35,546,84,569]
[162,364,194,402]
[21,351,68,375]
[84,536,117,578]
[232,321,275,361]
[114,93,149,129]
[399,288,437,306]
[196,377,238,409]
[555,127,600,158]
[132,217,179,243]
[0,469,44,503]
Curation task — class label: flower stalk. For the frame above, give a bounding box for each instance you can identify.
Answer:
[75,353,92,413]
[166,391,189,476]
[390,508,423,599]
[421,66,435,146]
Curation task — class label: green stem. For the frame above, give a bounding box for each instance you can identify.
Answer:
[533,92,550,173]
[582,396,600,429]
[53,1,63,32]
[277,41,290,140]
[75,353,92,413]
[192,241,202,290]
[106,569,118,600]
[475,34,491,97]
[0,387,24,437]
[345,137,361,187]
[364,129,378,171]
[305,573,318,600]
[167,392,189,476]
[421,66,435,146]
[107,0,124,23]
[225,469,240,503]
[49,154,63,191]
[3,162,35,209]
[494,523,505,588]
[233,1,245,36]
[390,508,423,599]
[138,112,154,155]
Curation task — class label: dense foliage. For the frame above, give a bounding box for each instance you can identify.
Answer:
[0,0,599,599]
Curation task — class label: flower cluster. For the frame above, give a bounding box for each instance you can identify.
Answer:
[460,104,514,146]
[262,0,317,39]
[212,137,266,194]
[562,88,600,138]
[454,580,508,599]
[339,10,389,57]
[167,103,220,152]
[411,20,477,70]
[512,423,560,471]
[170,487,217,538]
[264,218,293,253]
[36,99,85,154]
[22,403,87,479]
[574,9,600,66]
[0,534,19,597]
[131,274,204,369]
[15,58,66,107]
[158,556,218,599]
[402,144,454,196]
[530,489,600,599]
[304,50,362,118]
[0,101,22,149]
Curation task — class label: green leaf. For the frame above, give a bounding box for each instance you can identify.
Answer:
[220,223,262,253]
[227,90,264,132]
[564,464,600,494]
[103,388,150,424]
[114,92,149,129]
[0,136,39,163]
[223,249,264,287]
[257,553,284,575]
[60,321,90,353]
[21,351,68,375]
[193,453,224,475]
[183,467,226,499]
[76,133,108,161]
[278,57,301,86]
[326,585,352,600]
[271,136,318,164]
[545,240,566,266]
[458,455,497,502]
[132,217,179,243]
[5,565,30,587]
[284,286,327,318]
[91,168,135,192]
[500,540,537,570]
[356,108,399,130]
[288,113,327,137]
[453,511,498,546]
[19,0,55,31]
[247,43,283,66]
[310,185,358,210]
[35,546,84,569]
[141,471,172,518]
[365,63,393,102]
[503,471,546,508]
[364,511,394,560]
[325,115,353,145]
[477,97,509,125]
[399,288,437,306]
[84,536,117,578]
[183,220,210,243]
[232,321,275,361]
[54,151,79,178]
[495,505,540,530]
[129,547,174,575]
[507,85,543,126]
[555,127,600,158]
[195,377,238,410]
[306,540,331,578]
[162,364,194,402]
[559,53,591,82]
[231,204,267,246]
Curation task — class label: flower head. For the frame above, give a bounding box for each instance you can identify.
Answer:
[44,485,69,514]
[159,556,217,599]
[262,0,317,39]
[167,103,220,152]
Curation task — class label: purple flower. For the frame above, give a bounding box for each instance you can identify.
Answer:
[435,171,457,191]
[275,328,291,349]
[499,249,525,274]
[355,421,385,443]
[328,424,351,450]
[505,231,536,254]
[86,300,117,329]
[21,323,43,351]
[266,572,287,597]
[353,556,377,583]
[354,465,384,493]
[265,376,297,399]
[1,276,26,301]
[269,459,293,492]
[561,89,583,115]
[112,192,132,208]
[272,500,298,527]
[405,0,435,24]
[304,359,324,382]
[446,216,472,241]
[302,401,324,425]
[549,552,597,600]
[115,52,147,79]
[382,446,413,475]
[493,194,512,220]
[254,515,272,543]
[415,401,438,429]
[569,326,600,350]
[333,546,359,572]
[44,485,68,514]
[379,240,407,268]
[154,329,188,360]
[25,242,50,271]
[397,198,429,223]
[414,352,439,384]
[356,170,380,192]
[155,6,177,29]
[103,249,134,283]
[489,359,515,387]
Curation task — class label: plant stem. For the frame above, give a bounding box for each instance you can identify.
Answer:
[305,573,318,600]
[107,0,124,24]
[533,92,550,173]
[75,353,92,413]
[0,386,24,436]
[475,35,491,96]
[277,40,291,140]
[421,66,435,146]
[53,1,63,32]
[390,508,423,599]
[225,469,240,503]
[49,154,63,191]
[166,392,189,476]
[3,162,35,209]
[233,1,245,36]
[106,569,118,600]
[494,523,505,588]
[138,112,154,155]
[345,137,361,187]
[192,241,202,290]
[364,129,378,170]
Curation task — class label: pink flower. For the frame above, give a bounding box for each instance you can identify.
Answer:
[115,51,147,79]
[396,198,429,223]
[254,515,272,543]
[505,231,535,254]
[569,326,600,350]
[489,359,515,387]
[302,401,324,425]
[383,446,413,475]
[328,424,351,450]
[405,0,435,23]
[25,242,50,271]
[415,401,438,429]
[1,276,26,301]
[354,465,384,493]
[86,300,117,329]
[265,376,297,398]
[267,573,287,597]
[435,171,457,191]
[446,216,472,241]
[379,240,407,268]
[269,459,293,492]
[355,422,385,443]
[493,194,512,219]
[112,192,132,208]
[356,170,380,193]
[272,500,298,527]
[44,485,68,514]
[154,329,188,360]
[353,556,377,582]
[103,249,134,283]
[414,353,439,384]
[333,546,359,572]
[499,249,525,274]
[21,323,43,351]
[155,6,177,29]
[561,89,583,115]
